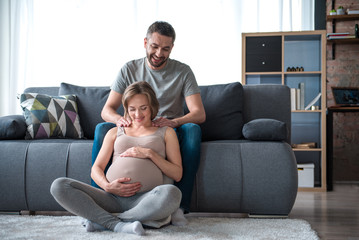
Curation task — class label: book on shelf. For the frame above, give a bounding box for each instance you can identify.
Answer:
[327,32,350,37]
[328,35,356,40]
[296,88,300,110]
[299,82,305,110]
[347,9,359,14]
[326,32,357,40]
[292,142,317,149]
[291,88,300,110]
[290,88,296,110]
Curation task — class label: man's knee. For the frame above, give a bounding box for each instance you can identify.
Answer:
[178,123,202,146]
[180,123,201,136]
[94,122,116,141]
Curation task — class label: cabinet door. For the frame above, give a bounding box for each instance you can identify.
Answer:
[245,36,282,72]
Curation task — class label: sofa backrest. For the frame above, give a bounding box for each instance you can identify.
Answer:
[186,82,244,141]
[24,82,291,143]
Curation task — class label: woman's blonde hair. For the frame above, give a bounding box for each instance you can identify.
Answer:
[122,81,159,120]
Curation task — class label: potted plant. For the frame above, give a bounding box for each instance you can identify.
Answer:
[330,9,337,15]
[337,6,345,15]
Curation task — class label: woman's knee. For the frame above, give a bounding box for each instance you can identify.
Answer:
[50,177,70,198]
[152,185,181,206]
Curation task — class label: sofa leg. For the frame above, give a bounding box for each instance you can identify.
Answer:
[28,211,36,215]
[20,211,36,215]
[248,214,288,219]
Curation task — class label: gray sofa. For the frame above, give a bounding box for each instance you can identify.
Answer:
[0,82,298,216]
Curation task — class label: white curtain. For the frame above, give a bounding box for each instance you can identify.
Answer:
[0,0,314,116]
[1,0,34,116]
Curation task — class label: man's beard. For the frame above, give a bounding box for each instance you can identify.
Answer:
[147,53,167,68]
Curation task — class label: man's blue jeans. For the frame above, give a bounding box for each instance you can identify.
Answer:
[91,122,202,213]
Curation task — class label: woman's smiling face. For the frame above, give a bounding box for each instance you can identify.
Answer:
[127,94,152,125]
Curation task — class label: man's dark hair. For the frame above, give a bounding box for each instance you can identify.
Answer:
[146,21,176,43]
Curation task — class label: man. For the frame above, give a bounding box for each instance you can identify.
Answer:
[92,21,206,224]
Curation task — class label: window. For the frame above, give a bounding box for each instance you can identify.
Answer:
[0,0,314,116]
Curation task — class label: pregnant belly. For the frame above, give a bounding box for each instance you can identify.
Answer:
[106,157,163,193]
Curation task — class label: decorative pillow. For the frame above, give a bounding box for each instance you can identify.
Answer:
[0,115,27,140]
[58,83,123,139]
[242,118,287,141]
[185,82,244,141]
[20,93,84,139]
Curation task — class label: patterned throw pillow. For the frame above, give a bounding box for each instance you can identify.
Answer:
[20,93,84,139]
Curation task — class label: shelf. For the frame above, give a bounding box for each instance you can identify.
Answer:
[285,71,321,75]
[292,110,322,113]
[327,38,359,44]
[245,72,281,75]
[326,14,359,21]
[298,187,326,192]
[246,71,322,75]
[292,148,322,152]
[326,13,359,59]
[242,30,326,192]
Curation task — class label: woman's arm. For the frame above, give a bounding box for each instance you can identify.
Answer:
[120,127,183,182]
[91,127,141,197]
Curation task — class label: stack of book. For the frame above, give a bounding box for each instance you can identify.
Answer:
[347,9,359,14]
[290,83,305,110]
[327,32,356,40]
[290,82,321,111]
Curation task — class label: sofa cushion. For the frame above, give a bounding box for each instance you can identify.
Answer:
[0,115,27,140]
[59,83,121,139]
[20,93,83,139]
[242,118,287,141]
[194,82,244,141]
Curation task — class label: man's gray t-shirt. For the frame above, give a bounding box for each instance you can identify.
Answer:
[111,57,200,119]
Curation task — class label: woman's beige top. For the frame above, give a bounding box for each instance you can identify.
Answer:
[106,126,173,193]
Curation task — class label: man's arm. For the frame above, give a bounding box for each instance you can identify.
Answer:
[101,90,131,126]
[153,93,206,128]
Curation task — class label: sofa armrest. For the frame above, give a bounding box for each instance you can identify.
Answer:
[0,115,26,140]
[243,84,291,143]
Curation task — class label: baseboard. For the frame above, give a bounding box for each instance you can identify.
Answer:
[248,214,288,219]
[0,212,21,215]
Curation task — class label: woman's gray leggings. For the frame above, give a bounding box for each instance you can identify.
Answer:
[50,177,181,230]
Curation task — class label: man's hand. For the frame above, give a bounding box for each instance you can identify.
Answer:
[152,117,179,128]
[116,116,132,127]
[105,177,141,197]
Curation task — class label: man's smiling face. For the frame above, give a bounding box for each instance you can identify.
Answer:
[144,32,174,70]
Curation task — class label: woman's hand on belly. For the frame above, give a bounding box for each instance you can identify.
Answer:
[104,177,142,197]
[120,147,150,159]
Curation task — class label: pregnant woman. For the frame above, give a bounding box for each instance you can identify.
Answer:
[50,81,184,235]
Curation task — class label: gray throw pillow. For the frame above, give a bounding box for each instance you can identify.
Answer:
[242,118,287,141]
[0,115,27,140]
[186,82,244,141]
[58,83,123,139]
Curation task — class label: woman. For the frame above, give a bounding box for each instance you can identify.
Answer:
[50,81,185,235]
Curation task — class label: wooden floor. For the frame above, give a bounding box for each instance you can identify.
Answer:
[290,183,359,240]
